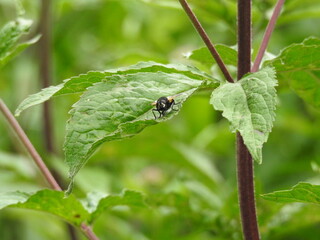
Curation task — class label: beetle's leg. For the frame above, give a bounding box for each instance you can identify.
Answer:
[152,109,159,119]
[172,101,180,111]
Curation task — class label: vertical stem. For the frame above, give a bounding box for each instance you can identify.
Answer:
[39,0,54,153]
[39,1,78,239]
[237,0,260,239]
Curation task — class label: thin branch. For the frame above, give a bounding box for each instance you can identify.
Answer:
[251,0,285,72]
[178,0,234,83]
[237,0,260,239]
[0,99,61,191]
[0,99,99,240]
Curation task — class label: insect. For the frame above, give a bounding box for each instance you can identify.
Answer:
[151,95,180,119]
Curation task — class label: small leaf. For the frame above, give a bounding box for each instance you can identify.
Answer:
[210,67,277,164]
[0,18,37,68]
[265,37,320,109]
[0,189,90,226]
[86,190,146,224]
[262,182,320,205]
[65,71,206,183]
[187,45,238,69]
[15,61,216,116]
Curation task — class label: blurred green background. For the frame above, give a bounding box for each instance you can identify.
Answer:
[1,0,320,239]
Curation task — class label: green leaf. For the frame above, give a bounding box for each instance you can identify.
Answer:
[65,71,207,186]
[0,18,37,68]
[15,61,216,116]
[85,190,146,224]
[265,37,320,109]
[0,189,90,226]
[261,182,320,205]
[187,45,238,69]
[0,189,146,226]
[210,67,277,164]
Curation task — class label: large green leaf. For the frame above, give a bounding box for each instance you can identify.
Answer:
[15,62,216,193]
[0,18,38,68]
[261,182,320,205]
[265,37,320,109]
[210,67,277,164]
[65,71,209,191]
[0,189,146,226]
[15,61,215,116]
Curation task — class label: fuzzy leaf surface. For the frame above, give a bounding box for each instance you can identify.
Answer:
[210,67,277,163]
[15,61,215,116]
[0,18,37,67]
[266,37,320,109]
[65,71,207,183]
[262,182,320,204]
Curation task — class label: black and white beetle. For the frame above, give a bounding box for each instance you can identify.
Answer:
[151,96,180,119]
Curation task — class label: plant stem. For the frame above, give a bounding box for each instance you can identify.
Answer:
[39,0,54,153]
[237,0,260,239]
[0,99,61,191]
[251,0,285,72]
[0,99,100,240]
[178,0,234,83]
[39,1,79,239]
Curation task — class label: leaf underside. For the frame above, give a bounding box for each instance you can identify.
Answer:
[210,67,278,164]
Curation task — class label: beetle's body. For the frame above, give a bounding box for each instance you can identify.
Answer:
[152,96,178,119]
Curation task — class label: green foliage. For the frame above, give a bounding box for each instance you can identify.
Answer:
[15,61,215,116]
[1,0,320,239]
[0,189,146,226]
[210,67,277,164]
[0,189,90,226]
[15,61,217,193]
[266,37,320,109]
[262,182,320,205]
[188,44,238,69]
[0,18,39,68]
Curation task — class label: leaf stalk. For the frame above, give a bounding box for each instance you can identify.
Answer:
[251,0,285,72]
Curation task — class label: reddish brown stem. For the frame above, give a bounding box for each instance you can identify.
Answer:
[0,99,61,190]
[237,0,260,239]
[0,99,99,240]
[39,0,54,153]
[178,0,234,83]
[251,0,285,72]
[39,0,78,239]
